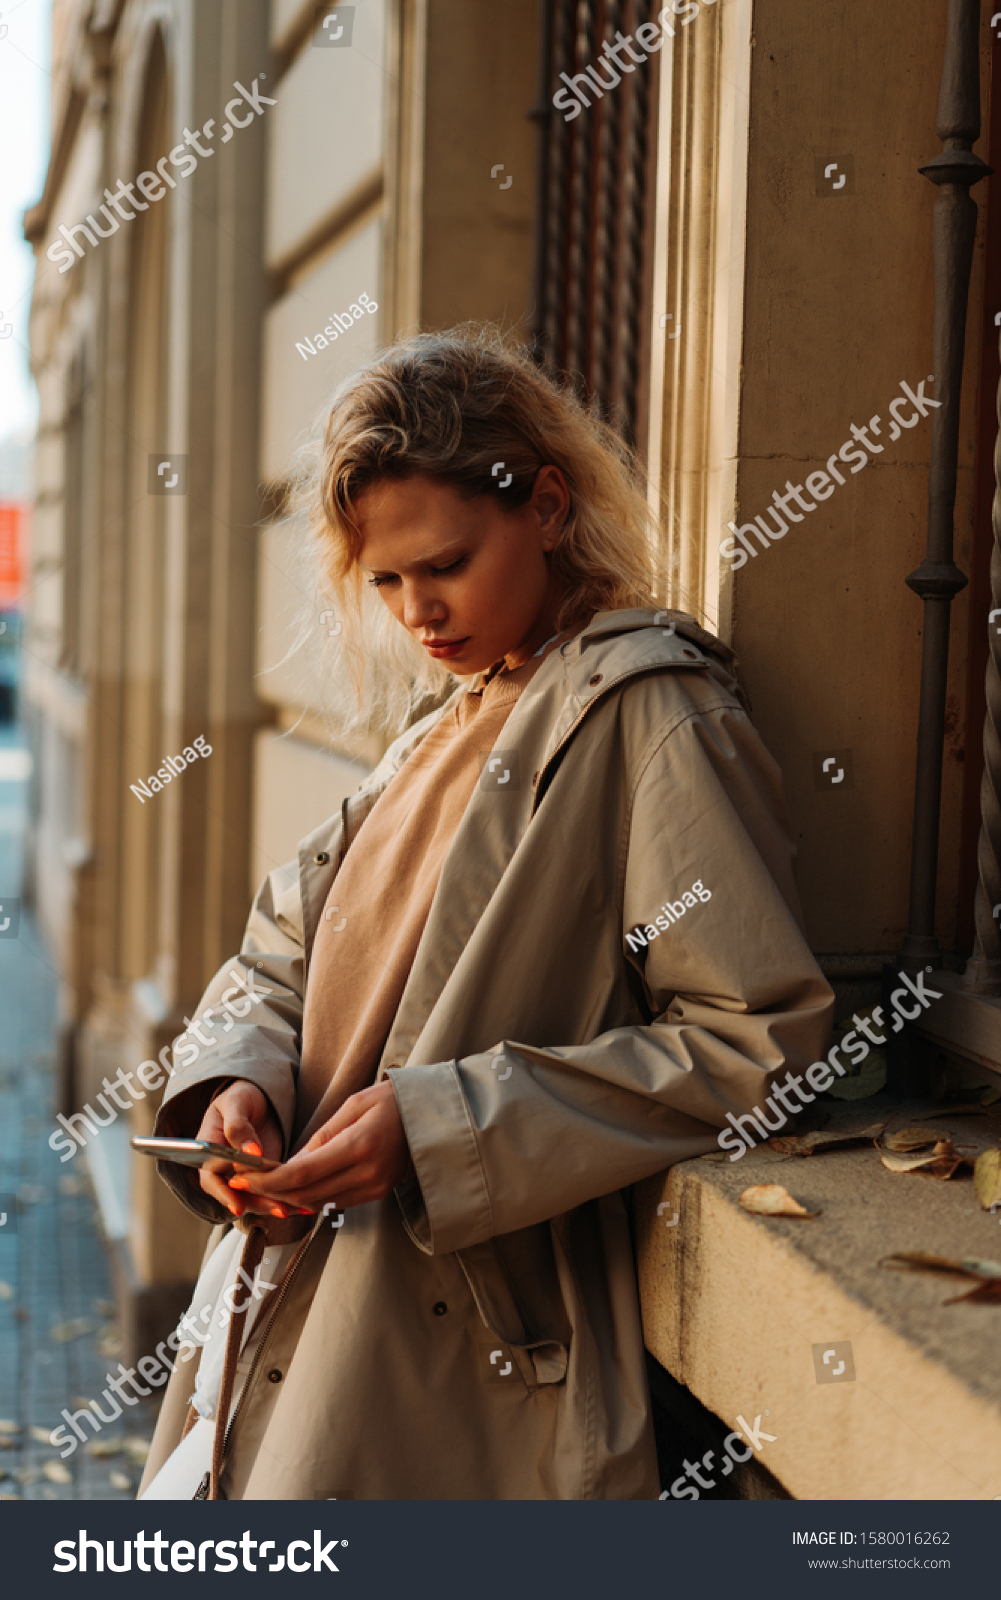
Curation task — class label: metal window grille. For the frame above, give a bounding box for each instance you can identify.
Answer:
[532,0,658,449]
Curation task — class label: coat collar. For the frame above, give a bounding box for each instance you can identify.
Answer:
[295,609,740,978]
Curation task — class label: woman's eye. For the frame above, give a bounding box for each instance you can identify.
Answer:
[366,554,467,587]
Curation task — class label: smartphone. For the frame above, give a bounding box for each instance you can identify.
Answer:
[130,1136,282,1173]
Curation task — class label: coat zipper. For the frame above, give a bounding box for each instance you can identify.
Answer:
[218,1225,321,1471]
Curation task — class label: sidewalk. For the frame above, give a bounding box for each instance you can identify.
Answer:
[0,726,157,1499]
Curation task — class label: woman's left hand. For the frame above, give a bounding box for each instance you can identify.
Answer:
[226,1079,414,1217]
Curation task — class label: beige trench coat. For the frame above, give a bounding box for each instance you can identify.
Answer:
[140,607,833,1500]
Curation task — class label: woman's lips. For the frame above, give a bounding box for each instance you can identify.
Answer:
[422,637,469,660]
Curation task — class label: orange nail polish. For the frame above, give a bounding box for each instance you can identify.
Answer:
[271,1205,287,1218]
[244,1142,262,1157]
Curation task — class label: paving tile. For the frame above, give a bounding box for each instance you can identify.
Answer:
[0,739,158,1500]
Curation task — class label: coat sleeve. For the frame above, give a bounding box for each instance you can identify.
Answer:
[389,701,835,1256]
[150,697,463,1222]
[152,855,308,1222]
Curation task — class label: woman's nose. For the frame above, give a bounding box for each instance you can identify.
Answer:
[403,586,445,631]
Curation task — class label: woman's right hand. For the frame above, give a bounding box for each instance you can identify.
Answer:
[195,1080,285,1218]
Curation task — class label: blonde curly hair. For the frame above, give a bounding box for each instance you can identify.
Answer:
[280,326,667,740]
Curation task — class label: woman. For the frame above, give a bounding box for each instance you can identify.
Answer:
[138,332,832,1501]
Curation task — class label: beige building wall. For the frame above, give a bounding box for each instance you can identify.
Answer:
[25,0,276,1353]
[651,0,984,962]
[22,1,543,1355]
[252,0,540,893]
[731,0,981,963]
[252,0,391,888]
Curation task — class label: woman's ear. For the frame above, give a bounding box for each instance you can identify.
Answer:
[531,465,570,549]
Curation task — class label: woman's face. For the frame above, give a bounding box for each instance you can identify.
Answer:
[354,467,569,675]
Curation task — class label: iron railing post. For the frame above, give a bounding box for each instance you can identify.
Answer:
[962,329,1001,993]
[900,0,989,969]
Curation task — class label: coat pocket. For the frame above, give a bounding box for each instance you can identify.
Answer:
[521,1339,568,1387]
[474,1334,568,1390]
[457,1240,569,1389]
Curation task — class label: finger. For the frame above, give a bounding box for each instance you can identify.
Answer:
[236,1127,358,1188]
[251,1163,376,1211]
[230,1142,354,1198]
[199,1161,278,1216]
[195,1103,227,1145]
[199,1168,249,1216]
[300,1084,389,1152]
[218,1111,263,1152]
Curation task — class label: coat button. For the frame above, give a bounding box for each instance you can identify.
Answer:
[588,673,603,687]
[268,1368,283,1383]
[433,1302,448,1317]
[314,851,329,865]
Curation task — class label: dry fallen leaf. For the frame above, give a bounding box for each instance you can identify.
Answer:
[770,1121,886,1156]
[122,1436,150,1466]
[91,1299,116,1319]
[879,1139,966,1180]
[96,1324,123,1358]
[30,1426,55,1445]
[0,1420,20,1436]
[879,1251,1001,1279]
[827,1052,887,1102]
[0,1282,12,1301]
[913,1104,989,1120]
[85,1438,122,1459]
[880,1150,942,1173]
[48,1319,93,1344]
[739,1184,820,1219]
[42,1460,72,1485]
[883,1127,946,1152]
[944,1279,1001,1306]
[109,1469,132,1491]
[974,1149,1001,1213]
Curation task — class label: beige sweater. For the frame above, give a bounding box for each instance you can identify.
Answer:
[292,640,563,1149]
